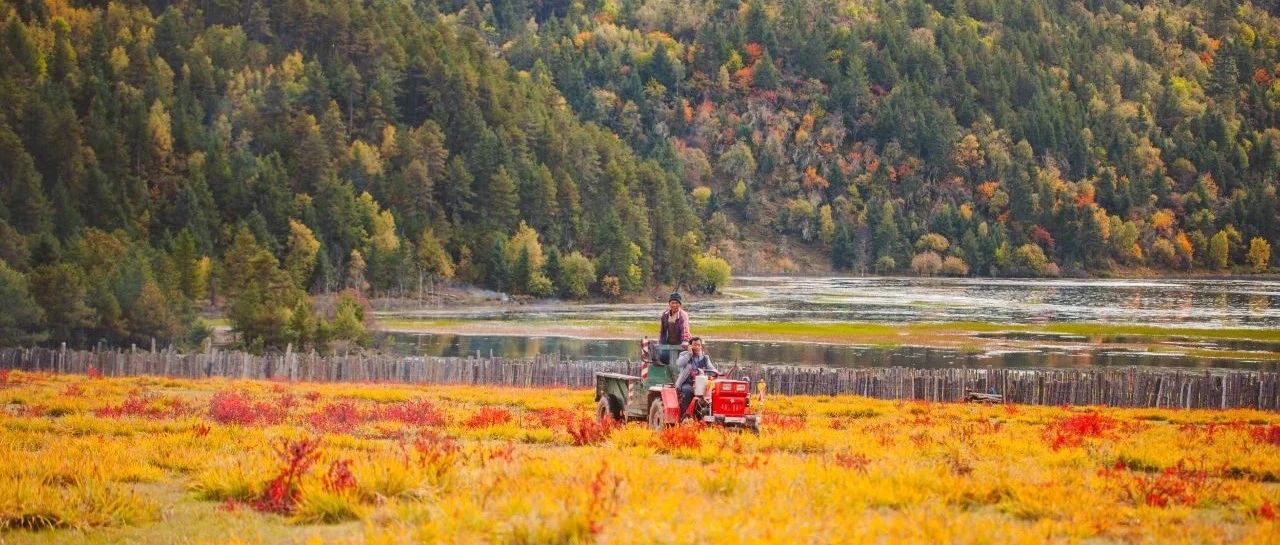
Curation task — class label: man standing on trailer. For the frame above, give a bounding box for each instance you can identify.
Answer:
[657,292,691,365]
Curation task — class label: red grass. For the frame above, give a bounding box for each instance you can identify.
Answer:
[1099,460,1216,508]
[380,399,446,427]
[474,442,517,464]
[322,459,357,494]
[1044,412,1120,450]
[254,437,322,515]
[763,413,806,432]
[414,430,460,482]
[17,404,46,417]
[94,392,193,419]
[61,383,84,397]
[1250,424,1280,446]
[567,415,615,446]
[585,464,622,535]
[655,424,702,452]
[834,451,871,473]
[464,407,513,429]
[1258,500,1277,520]
[531,407,577,430]
[209,390,286,426]
[307,400,365,434]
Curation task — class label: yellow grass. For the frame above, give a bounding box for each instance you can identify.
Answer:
[0,370,1278,544]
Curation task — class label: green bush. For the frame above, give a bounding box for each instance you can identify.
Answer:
[693,254,731,294]
[558,252,596,299]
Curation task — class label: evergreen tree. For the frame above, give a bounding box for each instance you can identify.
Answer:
[753,48,781,90]
[0,259,44,346]
[222,227,306,351]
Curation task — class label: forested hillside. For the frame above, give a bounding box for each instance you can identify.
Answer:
[0,0,1278,349]
[502,0,1279,277]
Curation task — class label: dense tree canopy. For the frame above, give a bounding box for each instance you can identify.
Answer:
[0,0,1278,349]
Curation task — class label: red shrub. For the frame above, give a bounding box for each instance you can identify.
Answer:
[1099,460,1216,508]
[414,430,461,482]
[474,442,517,463]
[276,392,298,411]
[322,459,357,494]
[209,390,286,426]
[414,430,460,463]
[531,407,577,430]
[834,451,871,473]
[1250,424,1280,446]
[1258,500,1277,520]
[464,407,513,429]
[380,399,446,427]
[654,424,702,452]
[95,392,193,419]
[254,437,322,515]
[1043,412,1120,450]
[304,391,322,403]
[62,383,84,397]
[307,400,366,434]
[0,369,9,386]
[17,404,46,417]
[194,423,211,437]
[567,415,615,446]
[763,413,806,432]
[585,464,622,535]
[86,365,103,379]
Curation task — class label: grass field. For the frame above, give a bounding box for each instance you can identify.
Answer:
[2,369,1279,544]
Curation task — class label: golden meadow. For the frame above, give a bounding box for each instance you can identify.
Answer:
[1,369,1278,544]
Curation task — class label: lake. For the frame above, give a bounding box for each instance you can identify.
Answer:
[379,277,1280,368]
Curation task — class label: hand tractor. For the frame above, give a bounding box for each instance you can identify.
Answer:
[594,338,761,433]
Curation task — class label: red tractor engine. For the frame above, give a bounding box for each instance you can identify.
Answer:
[700,378,758,432]
[710,379,750,417]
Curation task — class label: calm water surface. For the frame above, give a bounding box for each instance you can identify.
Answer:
[381,277,1280,368]
[395,277,1280,329]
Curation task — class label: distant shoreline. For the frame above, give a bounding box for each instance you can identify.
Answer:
[373,318,1280,363]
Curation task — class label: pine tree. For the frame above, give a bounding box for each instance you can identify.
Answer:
[29,263,92,344]
[485,166,519,233]
[0,125,51,234]
[753,48,781,90]
[0,259,45,346]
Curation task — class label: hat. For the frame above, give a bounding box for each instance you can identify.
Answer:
[668,292,683,304]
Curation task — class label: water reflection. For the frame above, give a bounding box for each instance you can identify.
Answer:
[388,277,1280,329]
[376,333,1278,370]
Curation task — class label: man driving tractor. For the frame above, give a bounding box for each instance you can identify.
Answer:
[673,337,718,419]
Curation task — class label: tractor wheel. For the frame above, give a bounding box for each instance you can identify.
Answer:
[648,397,666,431]
[596,396,620,423]
[747,417,760,435]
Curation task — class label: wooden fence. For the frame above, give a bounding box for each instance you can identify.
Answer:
[3,346,1279,410]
